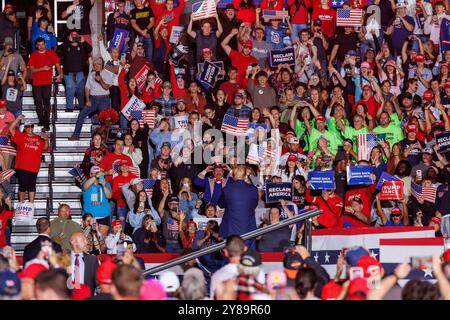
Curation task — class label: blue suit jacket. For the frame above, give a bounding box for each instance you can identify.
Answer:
[218,180,258,238]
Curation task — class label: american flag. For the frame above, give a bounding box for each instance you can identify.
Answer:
[112,162,140,178]
[247,143,276,165]
[143,178,156,198]
[411,181,437,204]
[191,0,217,21]
[221,114,249,136]
[68,166,86,184]
[0,136,16,156]
[357,133,378,161]
[131,109,155,129]
[262,10,288,21]
[0,169,15,181]
[336,9,363,27]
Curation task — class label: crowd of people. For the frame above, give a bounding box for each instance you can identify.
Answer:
[0,0,448,300]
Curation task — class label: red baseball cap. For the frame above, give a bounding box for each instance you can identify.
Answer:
[321,281,342,300]
[202,48,212,55]
[445,81,450,89]
[286,131,295,138]
[112,219,122,228]
[287,154,298,163]
[415,54,425,62]
[315,116,326,123]
[432,120,444,127]
[347,278,369,300]
[362,84,372,91]
[243,40,253,49]
[356,256,382,278]
[443,249,450,262]
[96,258,117,284]
[0,99,6,108]
[423,90,433,101]
[406,123,418,133]
[391,207,402,215]
[18,263,48,280]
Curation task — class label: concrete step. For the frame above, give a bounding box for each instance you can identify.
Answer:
[40,160,80,169]
[55,138,91,148]
[22,109,81,120]
[13,184,81,194]
[22,96,67,106]
[44,153,84,162]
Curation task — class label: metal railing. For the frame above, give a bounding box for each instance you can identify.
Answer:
[46,78,59,218]
[143,208,322,276]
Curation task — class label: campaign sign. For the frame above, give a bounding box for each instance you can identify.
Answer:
[198,61,220,89]
[134,64,151,91]
[198,61,224,80]
[106,125,129,145]
[13,202,35,223]
[436,131,450,153]
[268,47,295,67]
[379,180,404,201]
[109,28,129,53]
[193,217,222,230]
[376,172,400,190]
[265,182,292,203]
[169,26,184,44]
[307,171,334,190]
[121,95,145,118]
[347,166,374,185]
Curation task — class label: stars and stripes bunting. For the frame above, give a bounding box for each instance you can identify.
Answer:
[0,136,16,156]
[221,114,249,136]
[191,0,217,21]
[336,9,363,27]
[357,133,378,161]
[0,169,15,181]
[68,166,86,184]
[411,181,436,204]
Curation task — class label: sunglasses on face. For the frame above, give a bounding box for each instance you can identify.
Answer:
[24,125,34,128]
[391,214,402,217]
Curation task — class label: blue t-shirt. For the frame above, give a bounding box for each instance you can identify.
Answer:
[265,26,286,50]
[82,181,112,218]
[389,15,415,51]
[384,220,405,227]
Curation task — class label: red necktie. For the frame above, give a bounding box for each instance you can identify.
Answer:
[74,254,80,289]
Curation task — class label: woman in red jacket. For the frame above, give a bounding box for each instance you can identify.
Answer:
[304,185,343,229]
[118,64,141,128]
[142,72,162,105]
[169,62,187,99]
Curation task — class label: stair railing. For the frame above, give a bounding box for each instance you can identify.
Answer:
[143,208,322,276]
[46,77,59,218]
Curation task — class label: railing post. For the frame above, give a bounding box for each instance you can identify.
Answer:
[305,218,313,254]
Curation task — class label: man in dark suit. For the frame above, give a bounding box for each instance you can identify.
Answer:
[23,217,62,268]
[218,165,258,249]
[69,232,100,295]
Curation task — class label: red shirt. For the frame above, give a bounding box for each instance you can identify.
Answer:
[288,0,311,24]
[112,173,136,207]
[27,49,60,86]
[260,0,284,10]
[170,64,188,99]
[219,81,241,105]
[99,153,133,185]
[233,0,256,25]
[305,189,343,229]
[354,96,381,126]
[11,131,45,173]
[0,210,13,247]
[339,185,376,228]
[229,49,258,86]
[311,7,336,38]
[0,112,15,136]
[150,1,185,35]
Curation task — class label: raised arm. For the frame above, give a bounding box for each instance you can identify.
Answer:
[221,28,239,56]
[186,17,197,39]
[375,194,388,225]
[9,114,24,136]
[215,14,223,38]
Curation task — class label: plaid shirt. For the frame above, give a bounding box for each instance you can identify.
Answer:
[269,71,299,97]
[154,96,177,117]
[236,274,265,300]
[225,105,252,119]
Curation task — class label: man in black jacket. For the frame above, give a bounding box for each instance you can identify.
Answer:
[58,31,92,112]
[22,217,62,268]
[69,232,100,295]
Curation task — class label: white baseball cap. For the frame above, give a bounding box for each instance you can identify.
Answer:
[159,271,180,293]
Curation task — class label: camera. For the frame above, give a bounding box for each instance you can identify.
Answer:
[72,36,82,42]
